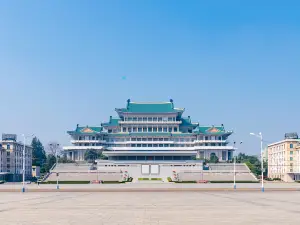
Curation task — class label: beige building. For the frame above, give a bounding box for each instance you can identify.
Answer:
[268,133,300,182]
[0,134,33,181]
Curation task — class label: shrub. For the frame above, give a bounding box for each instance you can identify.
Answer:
[138,178,149,180]
[150,178,162,180]
[127,177,133,182]
[0,180,5,184]
[167,177,172,182]
[43,181,90,184]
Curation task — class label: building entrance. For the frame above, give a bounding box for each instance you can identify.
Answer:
[141,164,160,175]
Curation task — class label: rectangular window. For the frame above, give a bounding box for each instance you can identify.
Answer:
[164,138,169,141]
[7,145,10,150]
[148,144,153,147]
[153,127,157,132]
[222,151,226,161]
[153,144,158,147]
[148,138,152,141]
[174,127,178,132]
[158,127,162,132]
[290,144,293,148]
[290,157,293,161]
[158,117,162,122]
[153,138,158,141]
[133,127,137,132]
[164,144,169,147]
[133,117,137,121]
[153,117,158,122]
[159,144,163,147]
[138,117,142,121]
[163,127,167,132]
[137,138,141,141]
[122,127,126,132]
[143,117,147,121]
[142,138,147,141]
[137,144,141,147]
[148,127,152,132]
[128,128,132,132]
[143,127,147,132]
[168,127,172,132]
[159,138,164,141]
[142,144,147,147]
[138,127,142,132]
[128,117,132,121]
[168,117,172,121]
[148,117,153,122]
[290,151,293,155]
[131,138,136,141]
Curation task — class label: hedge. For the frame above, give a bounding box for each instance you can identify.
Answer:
[41,181,90,184]
[167,177,173,182]
[138,178,149,180]
[150,178,162,181]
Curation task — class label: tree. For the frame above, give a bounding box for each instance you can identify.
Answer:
[209,154,219,163]
[235,153,267,177]
[47,142,61,156]
[31,137,46,167]
[84,149,101,162]
[44,154,57,172]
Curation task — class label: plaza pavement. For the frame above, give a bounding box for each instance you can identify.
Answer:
[1,182,300,192]
[0,191,300,224]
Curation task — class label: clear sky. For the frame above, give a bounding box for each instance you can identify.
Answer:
[0,0,299,154]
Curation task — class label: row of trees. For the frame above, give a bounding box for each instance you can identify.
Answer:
[31,137,74,174]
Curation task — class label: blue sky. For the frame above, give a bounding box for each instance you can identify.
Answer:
[0,0,299,154]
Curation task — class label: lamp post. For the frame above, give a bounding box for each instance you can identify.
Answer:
[22,134,34,193]
[233,141,243,189]
[250,132,264,192]
[50,143,60,190]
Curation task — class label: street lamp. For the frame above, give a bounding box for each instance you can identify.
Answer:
[233,141,243,189]
[250,132,264,192]
[50,143,60,190]
[22,134,34,193]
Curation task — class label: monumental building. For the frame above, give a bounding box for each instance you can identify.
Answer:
[268,132,300,182]
[64,100,234,163]
[0,134,33,181]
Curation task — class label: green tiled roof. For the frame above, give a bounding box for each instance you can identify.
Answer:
[68,126,102,134]
[102,117,120,127]
[194,126,232,135]
[180,117,199,127]
[116,101,184,113]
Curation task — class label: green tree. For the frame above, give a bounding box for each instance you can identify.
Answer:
[84,149,101,162]
[209,154,219,163]
[31,137,46,167]
[44,154,57,172]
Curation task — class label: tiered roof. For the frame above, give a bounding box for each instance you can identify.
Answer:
[67,125,102,135]
[116,99,184,116]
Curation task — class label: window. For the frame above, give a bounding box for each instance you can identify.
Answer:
[137,138,141,141]
[290,151,293,155]
[168,127,172,132]
[133,127,137,132]
[131,138,136,141]
[153,117,157,122]
[148,117,153,121]
[222,151,227,161]
[158,127,162,132]
[133,117,137,121]
[290,157,293,161]
[142,138,147,141]
[148,138,152,141]
[138,127,142,132]
[158,117,162,122]
[168,117,173,121]
[128,117,132,121]
[163,117,168,122]
[153,127,157,132]
[290,144,293,148]
[128,128,132,132]
[143,127,147,132]
[138,117,142,121]
[7,145,10,150]
[148,127,152,132]
[148,144,153,147]
[174,127,178,132]
[122,127,126,132]
[153,138,158,141]
[143,117,147,121]
[163,127,167,132]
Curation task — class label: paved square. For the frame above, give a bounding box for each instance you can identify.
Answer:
[0,192,300,225]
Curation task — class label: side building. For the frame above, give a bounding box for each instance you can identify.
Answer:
[267,132,300,182]
[0,134,33,181]
[64,99,234,162]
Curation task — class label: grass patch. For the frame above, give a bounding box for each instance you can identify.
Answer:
[41,181,90,184]
[138,178,149,181]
